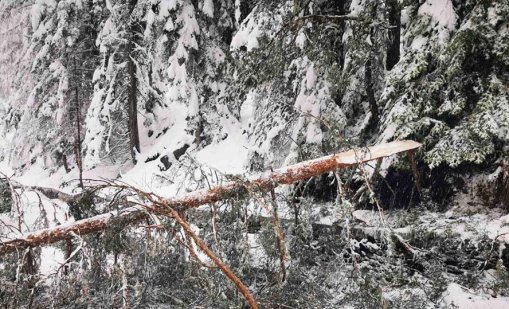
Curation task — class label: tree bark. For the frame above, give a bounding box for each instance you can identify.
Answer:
[386,0,401,70]
[127,0,140,163]
[128,56,140,162]
[0,140,421,255]
[74,56,84,188]
[365,58,379,131]
[0,207,147,255]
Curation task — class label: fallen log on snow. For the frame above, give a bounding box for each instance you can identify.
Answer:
[0,140,421,255]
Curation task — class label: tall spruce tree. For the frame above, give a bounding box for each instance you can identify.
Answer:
[2,0,100,173]
[83,0,146,167]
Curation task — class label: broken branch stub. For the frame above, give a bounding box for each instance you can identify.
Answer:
[0,140,421,255]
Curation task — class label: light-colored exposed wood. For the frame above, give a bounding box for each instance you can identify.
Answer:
[0,140,421,255]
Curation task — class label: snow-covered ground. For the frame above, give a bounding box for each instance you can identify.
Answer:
[440,283,509,308]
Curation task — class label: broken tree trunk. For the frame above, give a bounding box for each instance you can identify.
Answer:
[0,140,421,255]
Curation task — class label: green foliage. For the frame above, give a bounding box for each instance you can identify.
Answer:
[68,190,96,220]
[380,0,509,169]
[0,179,11,213]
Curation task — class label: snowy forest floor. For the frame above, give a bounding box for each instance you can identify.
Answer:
[1,151,509,308]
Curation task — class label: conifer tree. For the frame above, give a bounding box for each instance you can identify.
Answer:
[83,0,147,166]
[3,0,100,173]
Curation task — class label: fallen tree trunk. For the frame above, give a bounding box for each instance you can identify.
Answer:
[0,207,148,255]
[0,140,421,255]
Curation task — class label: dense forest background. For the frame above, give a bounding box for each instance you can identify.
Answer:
[0,0,509,308]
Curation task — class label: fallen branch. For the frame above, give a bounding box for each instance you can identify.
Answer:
[9,182,105,205]
[0,140,421,255]
[294,14,360,24]
[164,202,259,309]
[15,185,75,203]
[270,188,287,283]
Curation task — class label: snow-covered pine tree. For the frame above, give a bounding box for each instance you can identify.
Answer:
[1,0,101,175]
[229,1,347,172]
[0,1,31,165]
[83,0,146,167]
[129,0,237,171]
[84,0,237,170]
[377,0,509,169]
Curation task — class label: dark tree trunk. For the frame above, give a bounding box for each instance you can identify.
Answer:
[127,0,140,163]
[386,0,401,70]
[128,55,140,162]
[365,58,379,130]
[74,57,84,188]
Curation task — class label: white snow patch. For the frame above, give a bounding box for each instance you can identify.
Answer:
[247,233,269,268]
[418,0,456,31]
[184,223,212,265]
[240,90,256,130]
[296,29,307,49]
[441,283,509,308]
[201,0,214,18]
[195,123,249,174]
[231,3,289,52]
[305,66,317,89]
[349,0,363,17]
[231,16,261,51]
[39,247,65,278]
[411,35,428,50]
[418,0,457,44]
